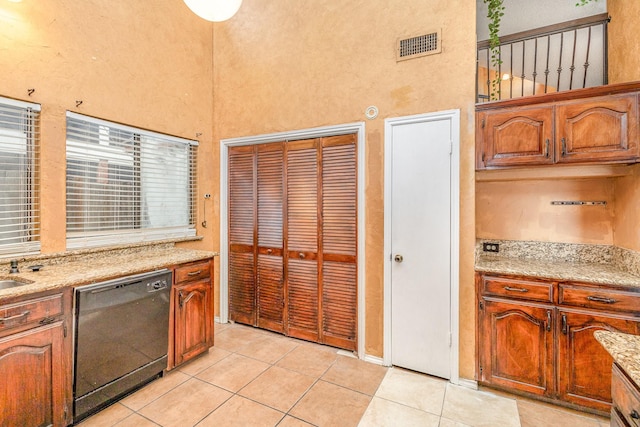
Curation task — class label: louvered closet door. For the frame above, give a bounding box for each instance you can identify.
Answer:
[256,143,285,333]
[228,146,256,325]
[321,135,357,351]
[286,139,320,342]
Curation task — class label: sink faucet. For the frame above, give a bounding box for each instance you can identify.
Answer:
[9,260,18,274]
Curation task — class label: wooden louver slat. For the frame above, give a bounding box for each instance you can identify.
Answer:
[229,251,255,325]
[286,142,318,253]
[257,143,284,332]
[287,258,319,341]
[286,141,319,340]
[321,136,357,350]
[227,135,357,351]
[228,146,256,325]
[322,261,357,348]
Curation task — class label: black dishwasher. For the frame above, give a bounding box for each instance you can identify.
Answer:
[73,269,172,422]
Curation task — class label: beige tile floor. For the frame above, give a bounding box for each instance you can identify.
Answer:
[79,322,610,427]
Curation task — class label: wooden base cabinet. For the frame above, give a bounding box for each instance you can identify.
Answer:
[0,290,72,427]
[169,259,214,369]
[477,272,640,414]
[611,363,640,427]
[558,310,640,413]
[478,298,554,397]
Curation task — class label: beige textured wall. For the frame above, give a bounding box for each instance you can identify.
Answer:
[0,0,215,253]
[476,179,616,244]
[608,0,640,84]
[608,0,640,252]
[213,0,477,375]
[614,165,640,251]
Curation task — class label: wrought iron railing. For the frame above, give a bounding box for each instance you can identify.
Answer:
[477,13,610,103]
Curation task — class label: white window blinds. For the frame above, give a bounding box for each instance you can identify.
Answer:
[65,112,197,249]
[0,97,40,256]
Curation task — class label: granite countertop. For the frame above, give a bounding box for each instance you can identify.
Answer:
[476,255,640,288]
[0,245,218,300]
[594,330,640,387]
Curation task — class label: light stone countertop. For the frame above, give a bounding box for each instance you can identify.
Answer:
[476,256,640,288]
[594,331,640,387]
[0,245,218,300]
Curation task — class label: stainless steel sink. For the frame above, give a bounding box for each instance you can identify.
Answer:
[0,279,29,290]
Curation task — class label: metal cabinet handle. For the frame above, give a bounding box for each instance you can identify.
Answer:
[0,310,30,323]
[546,310,552,332]
[504,286,528,293]
[547,310,551,332]
[545,139,550,158]
[561,314,568,335]
[587,295,617,304]
[630,409,640,420]
[561,138,567,156]
[187,270,202,276]
[179,291,196,308]
[298,253,305,259]
[267,249,273,254]
[394,254,404,263]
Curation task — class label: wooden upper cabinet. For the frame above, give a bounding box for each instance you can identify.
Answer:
[476,82,640,169]
[556,93,639,163]
[477,106,554,168]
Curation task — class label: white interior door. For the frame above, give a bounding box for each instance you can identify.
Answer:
[389,116,452,379]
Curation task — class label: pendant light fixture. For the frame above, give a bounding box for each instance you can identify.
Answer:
[183,0,242,22]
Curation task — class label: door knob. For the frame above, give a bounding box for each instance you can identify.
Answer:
[394,254,404,263]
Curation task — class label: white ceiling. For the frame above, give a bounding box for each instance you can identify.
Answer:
[476,0,607,41]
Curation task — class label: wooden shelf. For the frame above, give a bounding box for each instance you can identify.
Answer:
[476,163,635,182]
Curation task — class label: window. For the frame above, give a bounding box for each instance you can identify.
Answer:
[65,112,197,249]
[0,97,40,256]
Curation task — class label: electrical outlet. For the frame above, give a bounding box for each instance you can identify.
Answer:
[482,242,500,253]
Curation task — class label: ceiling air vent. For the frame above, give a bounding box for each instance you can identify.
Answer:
[396,29,442,61]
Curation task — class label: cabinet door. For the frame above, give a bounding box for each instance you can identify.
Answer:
[228,145,257,325]
[257,143,285,333]
[175,280,213,365]
[0,322,69,427]
[478,299,554,397]
[477,106,554,169]
[557,309,640,412]
[556,94,639,163]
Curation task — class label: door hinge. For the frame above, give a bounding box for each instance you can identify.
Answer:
[481,118,486,128]
[479,365,483,374]
[449,140,453,155]
[64,405,68,419]
[479,300,484,310]
[449,332,452,347]
[64,323,68,338]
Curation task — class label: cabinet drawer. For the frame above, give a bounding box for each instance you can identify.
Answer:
[559,284,640,313]
[175,260,211,284]
[0,293,64,333]
[482,276,554,302]
[612,363,640,427]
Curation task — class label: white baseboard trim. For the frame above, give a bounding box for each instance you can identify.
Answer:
[363,354,386,366]
[457,378,479,390]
